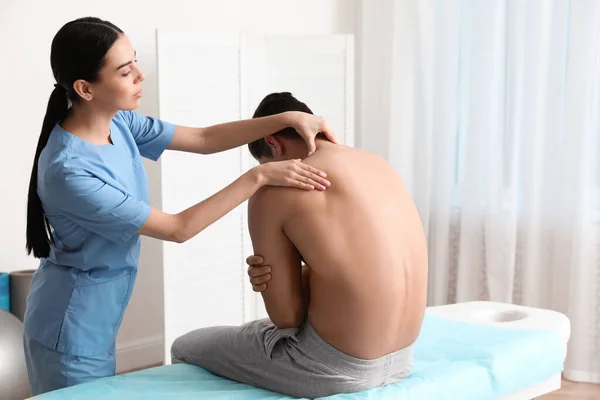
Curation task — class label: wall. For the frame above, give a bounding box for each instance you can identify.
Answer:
[0,0,356,371]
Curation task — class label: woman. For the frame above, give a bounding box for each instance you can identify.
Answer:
[24,17,333,396]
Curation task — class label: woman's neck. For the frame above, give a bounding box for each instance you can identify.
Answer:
[61,103,117,145]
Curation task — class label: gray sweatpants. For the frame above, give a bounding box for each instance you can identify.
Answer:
[170,318,413,399]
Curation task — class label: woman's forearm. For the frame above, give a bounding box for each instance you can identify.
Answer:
[139,158,329,244]
[140,168,264,243]
[173,169,263,242]
[200,112,295,154]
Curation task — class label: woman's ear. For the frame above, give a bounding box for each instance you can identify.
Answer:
[265,135,284,157]
[73,79,94,102]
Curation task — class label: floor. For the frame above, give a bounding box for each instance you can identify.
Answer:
[539,379,600,399]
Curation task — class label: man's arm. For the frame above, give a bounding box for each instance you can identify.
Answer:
[247,189,307,329]
[301,264,311,307]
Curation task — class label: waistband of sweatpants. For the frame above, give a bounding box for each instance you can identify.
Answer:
[297,321,414,369]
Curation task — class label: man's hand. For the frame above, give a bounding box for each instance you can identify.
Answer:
[246,255,272,292]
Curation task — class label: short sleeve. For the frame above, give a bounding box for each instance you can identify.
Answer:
[118,110,175,161]
[45,166,151,244]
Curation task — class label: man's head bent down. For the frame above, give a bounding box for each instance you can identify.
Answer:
[248,92,325,164]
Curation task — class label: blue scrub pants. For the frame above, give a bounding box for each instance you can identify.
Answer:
[23,333,116,396]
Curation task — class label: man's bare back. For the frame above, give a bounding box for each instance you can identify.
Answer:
[252,139,428,360]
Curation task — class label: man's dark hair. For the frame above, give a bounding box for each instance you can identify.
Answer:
[248,92,313,160]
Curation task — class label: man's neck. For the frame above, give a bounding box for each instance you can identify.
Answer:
[314,137,336,151]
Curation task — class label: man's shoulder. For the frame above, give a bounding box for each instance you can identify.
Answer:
[250,186,289,205]
[248,185,304,216]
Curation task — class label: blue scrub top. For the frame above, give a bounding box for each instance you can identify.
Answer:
[24,110,175,356]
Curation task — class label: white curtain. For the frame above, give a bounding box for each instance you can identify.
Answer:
[359,0,600,383]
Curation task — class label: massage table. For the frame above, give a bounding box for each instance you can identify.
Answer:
[30,301,570,400]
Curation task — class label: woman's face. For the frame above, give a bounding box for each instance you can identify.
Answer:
[90,34,145,111]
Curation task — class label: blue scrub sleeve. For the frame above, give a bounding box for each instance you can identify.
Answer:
[45,167,151,244]
[118,110,175,161]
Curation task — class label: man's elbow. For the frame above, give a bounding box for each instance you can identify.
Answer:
[270,309,306,329]
[271,318,303,329]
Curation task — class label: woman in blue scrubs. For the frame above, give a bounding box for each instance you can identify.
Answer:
[23,17,334,396]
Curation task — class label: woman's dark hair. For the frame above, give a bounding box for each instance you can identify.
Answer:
[248,92,314,160]
[26,17,123,258]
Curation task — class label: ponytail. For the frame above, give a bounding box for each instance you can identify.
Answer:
[26,86,70,258]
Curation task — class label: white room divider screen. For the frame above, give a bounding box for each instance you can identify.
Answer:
[156,30,354,363]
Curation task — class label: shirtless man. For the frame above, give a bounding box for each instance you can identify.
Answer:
[170,93,428,398]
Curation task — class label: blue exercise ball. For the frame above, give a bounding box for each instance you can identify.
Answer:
[0,309,31,399]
